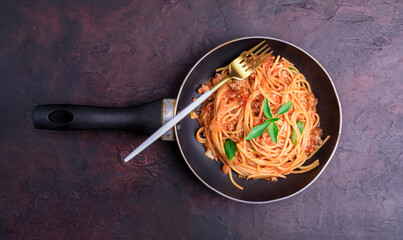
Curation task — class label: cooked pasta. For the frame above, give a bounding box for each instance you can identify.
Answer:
[195,53,329,190]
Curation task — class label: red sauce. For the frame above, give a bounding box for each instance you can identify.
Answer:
[241,93,249,107]
[209,120,222,132]
[305,127,322,154]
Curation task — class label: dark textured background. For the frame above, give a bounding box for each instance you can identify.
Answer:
[0,0,402,239]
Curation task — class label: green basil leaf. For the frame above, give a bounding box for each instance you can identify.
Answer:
[276,102,292,116]
[268,122,279,144]
[225,139,237,163]
[291,121,305,145]
[252,147,256,153]
[246,122,270,140]
[297,120,305,134]
[267,118,280,122]
[291,129,297,145]
[263,98,273,119]
[288,67,296,70]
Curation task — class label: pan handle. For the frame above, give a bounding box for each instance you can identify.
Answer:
[33,99,174,136]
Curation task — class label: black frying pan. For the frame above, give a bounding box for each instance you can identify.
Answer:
[33,37,342,204]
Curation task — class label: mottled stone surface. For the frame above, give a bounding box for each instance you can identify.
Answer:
[0,0,402,239]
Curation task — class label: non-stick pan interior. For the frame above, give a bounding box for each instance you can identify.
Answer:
[175,37,341,203]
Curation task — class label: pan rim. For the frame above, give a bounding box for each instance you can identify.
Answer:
[174,36,342,204]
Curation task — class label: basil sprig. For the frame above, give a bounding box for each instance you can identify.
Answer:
[246,99,292,143]
[263,98,273,118]
[277,102,292,116]
[225,139,237,163]
[291,120,305,145]
[268,120,279,143]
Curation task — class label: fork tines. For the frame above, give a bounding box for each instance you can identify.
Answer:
[243,41,272,69]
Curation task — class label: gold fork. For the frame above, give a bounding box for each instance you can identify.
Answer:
[210,41,271,92]
[124,41,271,162]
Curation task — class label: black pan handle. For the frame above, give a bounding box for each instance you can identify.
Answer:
[33,100,163,135]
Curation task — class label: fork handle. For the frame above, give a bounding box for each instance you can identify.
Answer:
[209,76,231,92]
[124,90,213,162]
[123,76,232,162]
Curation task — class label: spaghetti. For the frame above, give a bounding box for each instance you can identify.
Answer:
[194,53,330,190]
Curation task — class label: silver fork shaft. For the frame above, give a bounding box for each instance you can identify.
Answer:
[124,90,212,162]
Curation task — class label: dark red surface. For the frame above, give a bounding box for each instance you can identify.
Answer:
[0,0,402,239]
